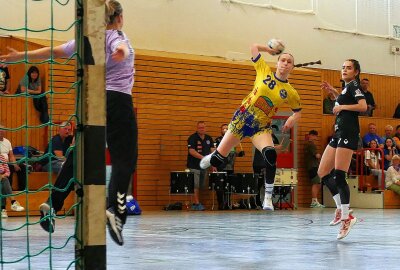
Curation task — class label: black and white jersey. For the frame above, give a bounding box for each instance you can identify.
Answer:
[334,80,365,137]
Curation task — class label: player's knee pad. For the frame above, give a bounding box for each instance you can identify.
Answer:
[333,169,347,188]
[321,174,339,195]
[210,150,227,167]
[261,146,277,168]
[261,147,277,184]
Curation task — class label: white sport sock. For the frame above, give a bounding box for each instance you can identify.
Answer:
[341,204,350,220]
[312,198,318,203]
[333,194,341,209]
[265,183,274,199]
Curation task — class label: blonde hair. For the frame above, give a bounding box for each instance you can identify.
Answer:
[60,121,71,127]
[105,0,123,25]
[392,154,400,161]
[385,125,393,131]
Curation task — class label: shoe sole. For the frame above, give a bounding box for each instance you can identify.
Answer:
[11,207,25,212]
[337,217,357,240]
[106,210,124,246]
[262,206,274,211]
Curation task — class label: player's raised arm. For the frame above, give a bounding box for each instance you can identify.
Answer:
[0,45,69,63]
[250,41,283,59]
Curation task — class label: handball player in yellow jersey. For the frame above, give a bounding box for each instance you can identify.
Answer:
[200,41,302,211]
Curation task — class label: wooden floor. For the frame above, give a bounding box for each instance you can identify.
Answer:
[1,208,400,269]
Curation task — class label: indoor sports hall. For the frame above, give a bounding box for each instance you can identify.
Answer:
[1,1,400,269]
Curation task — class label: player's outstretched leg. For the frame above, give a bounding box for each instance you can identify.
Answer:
[200,150,227,169]
[38,151,74,233]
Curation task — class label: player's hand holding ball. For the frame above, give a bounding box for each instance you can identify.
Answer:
[267,38,285,55]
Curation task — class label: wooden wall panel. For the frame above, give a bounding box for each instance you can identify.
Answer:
[46,62,77,125]
[0,37,77,150]
[0,37,48,96]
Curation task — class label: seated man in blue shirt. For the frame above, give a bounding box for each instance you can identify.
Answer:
[362,123,383,148]
[42,122,73,174]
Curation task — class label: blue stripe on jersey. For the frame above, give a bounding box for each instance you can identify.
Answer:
[252,54,261,62]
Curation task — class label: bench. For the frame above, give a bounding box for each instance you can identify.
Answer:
[12,172,58,191]
[384,189,400,209]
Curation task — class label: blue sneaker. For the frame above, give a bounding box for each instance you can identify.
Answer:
[191,204,205,211]
[197,203,205,211]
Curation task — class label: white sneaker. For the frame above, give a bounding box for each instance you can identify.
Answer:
[329,209,353,226]
[200,153,213,169]
[310,202,325,208]
[262,196,274,211]
[1,209,8,218]
[337,216,357,240]
[11,201,25,212]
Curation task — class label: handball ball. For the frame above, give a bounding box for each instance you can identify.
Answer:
[126,195,133,202]
[267,39,285,55]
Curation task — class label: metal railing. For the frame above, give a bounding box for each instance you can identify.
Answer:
[354,148,385,191]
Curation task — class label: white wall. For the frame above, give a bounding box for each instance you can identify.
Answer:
[2,0,400,76]
[1,0,75,42]
[123,0,400,75]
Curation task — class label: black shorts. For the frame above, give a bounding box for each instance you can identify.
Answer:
[328,135,358,151]
[308,167,321,184]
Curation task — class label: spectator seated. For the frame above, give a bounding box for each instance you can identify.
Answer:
[362,123,383,148]
[383,138,399,171]
[384,155,400,207]
[364,140,384,189]
[41,122,73,174]
[393,125,400,151]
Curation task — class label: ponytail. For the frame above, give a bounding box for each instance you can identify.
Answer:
[105,0,123,25]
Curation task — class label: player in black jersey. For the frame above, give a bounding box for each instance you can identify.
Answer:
[318,59,367,240]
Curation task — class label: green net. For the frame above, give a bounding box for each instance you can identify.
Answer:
[0,0,83,269]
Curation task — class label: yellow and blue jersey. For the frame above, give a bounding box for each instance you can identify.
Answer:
[242,54,301,123]
[228,54,301,139]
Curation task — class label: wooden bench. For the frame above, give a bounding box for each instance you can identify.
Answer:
[12,172,58,191]
[358,175,380,192]
[384,190,400,209]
